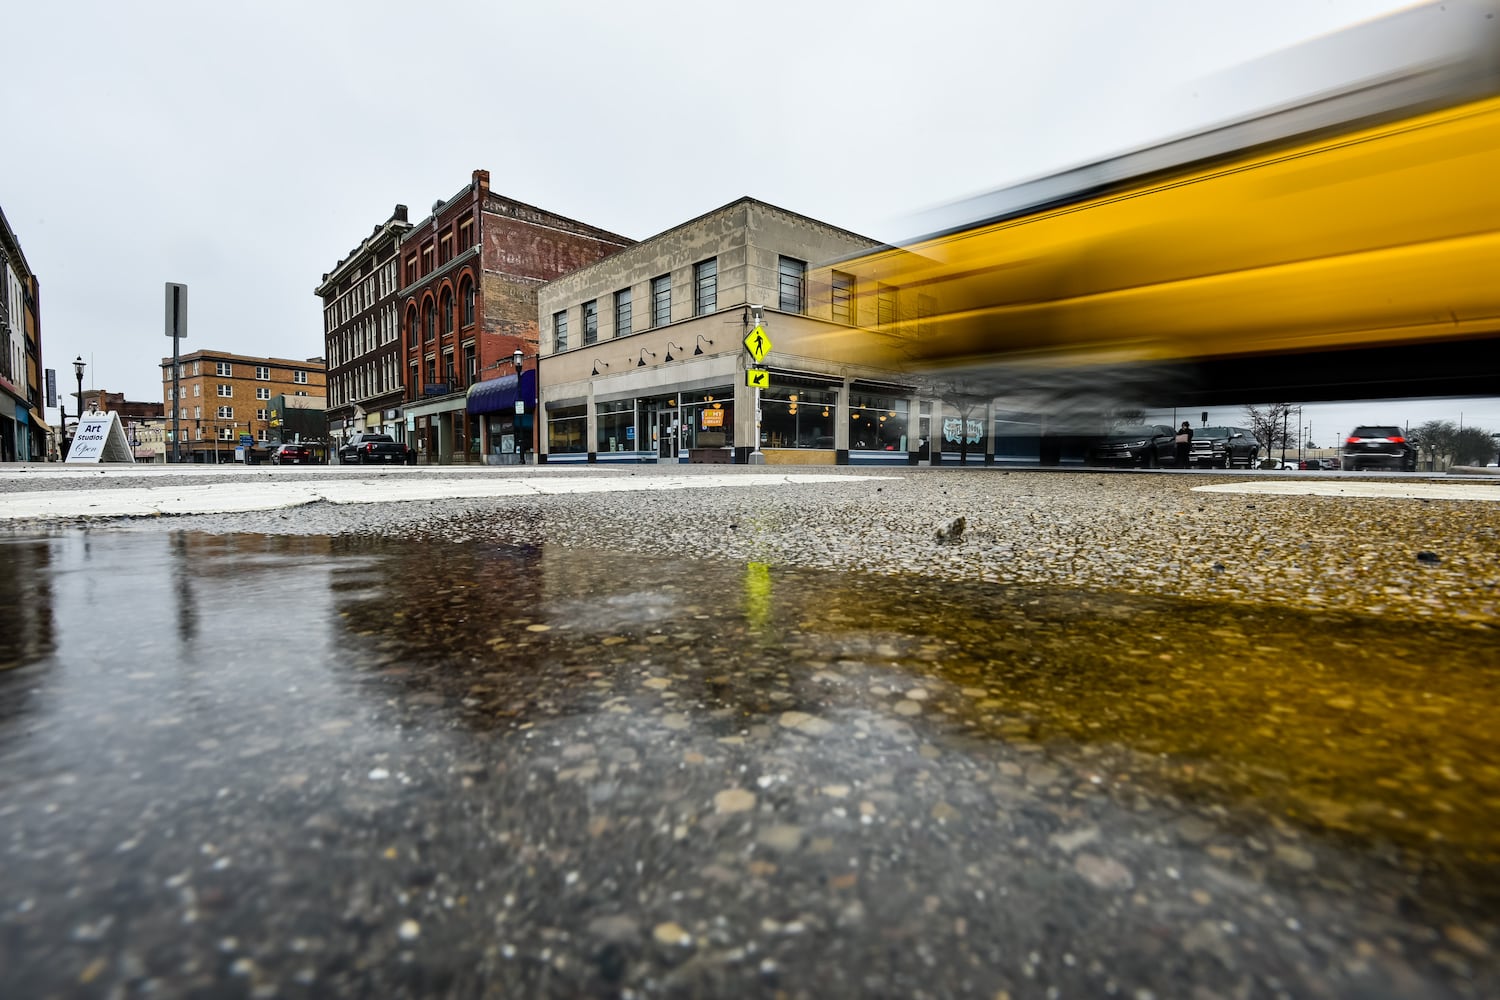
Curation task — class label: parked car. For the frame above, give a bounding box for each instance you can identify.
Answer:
[270,442,314,465]
[338,433,406,465]
[1342,425,1417,471]
[1085,424,1177,468]
[1187,426,1260,468]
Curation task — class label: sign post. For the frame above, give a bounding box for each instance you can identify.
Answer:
[165,282,187,463]
[743,311,772,464]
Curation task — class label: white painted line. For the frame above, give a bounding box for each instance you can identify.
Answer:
[1192,480,1500,502]
[0,473,897,520]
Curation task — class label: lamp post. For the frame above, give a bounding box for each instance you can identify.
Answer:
[73,356,86,418]
[512,348,526,464]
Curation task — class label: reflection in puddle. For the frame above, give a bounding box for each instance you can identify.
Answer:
[339,537,1498,855]
[1,530,1497,997]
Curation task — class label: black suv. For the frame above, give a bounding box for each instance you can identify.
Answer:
[1343,426,1417,471]
[1187,426,1260,468]
[1085,424,1176,468]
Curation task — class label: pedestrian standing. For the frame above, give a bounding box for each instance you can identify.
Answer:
[1174,421,1194,467]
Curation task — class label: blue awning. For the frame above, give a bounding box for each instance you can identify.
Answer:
[466,369,536,415]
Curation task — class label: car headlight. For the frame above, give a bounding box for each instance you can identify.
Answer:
[1127,440,1147,449]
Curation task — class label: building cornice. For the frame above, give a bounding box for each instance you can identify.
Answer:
[316,214,414,296]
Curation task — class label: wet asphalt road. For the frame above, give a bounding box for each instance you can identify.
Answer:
[1,466,1498,998]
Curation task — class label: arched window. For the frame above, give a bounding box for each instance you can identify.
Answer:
[441,288,453,335]
[423,302,435,342]
[406,308,418,345]
[461,278,475,327]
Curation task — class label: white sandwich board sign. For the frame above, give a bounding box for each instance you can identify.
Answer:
[66,412,136,464]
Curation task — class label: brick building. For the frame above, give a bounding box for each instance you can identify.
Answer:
[1,204,49,462]
[316,205,412,451]
[159,350,326,462]
[398,170,633,464]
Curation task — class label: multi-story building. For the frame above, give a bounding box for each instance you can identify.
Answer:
[159,350,326,462]
[397,169,633,464]
[316,205,412,451]
[536,197,931,466]
[0,205,49,462]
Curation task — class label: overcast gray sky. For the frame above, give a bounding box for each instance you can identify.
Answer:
[5,0,1493,437]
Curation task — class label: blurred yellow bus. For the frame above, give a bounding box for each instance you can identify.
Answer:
[816,1,1500,403]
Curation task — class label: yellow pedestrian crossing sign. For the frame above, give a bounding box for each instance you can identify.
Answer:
[743,324,772,363]
[746,367,770,389]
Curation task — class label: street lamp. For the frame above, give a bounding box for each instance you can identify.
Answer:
[512,349,526,464]
[73,356,86,416]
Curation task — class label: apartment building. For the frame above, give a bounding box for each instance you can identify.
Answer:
[159,350,325,462]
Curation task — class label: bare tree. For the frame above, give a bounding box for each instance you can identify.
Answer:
[1243,403,1292,458]
[929,378,993,465]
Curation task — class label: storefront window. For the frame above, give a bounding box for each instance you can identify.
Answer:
[941,406,987,454]
[681,393,733,450]
[849,395,909,451]
[597,399,636,453]
[548,405,587,454]
[761,386,836,449]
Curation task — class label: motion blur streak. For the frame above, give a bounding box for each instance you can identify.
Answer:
[814,1,1500,403]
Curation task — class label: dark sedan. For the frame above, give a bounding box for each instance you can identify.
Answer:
[1085,425,1176,468]
[270,443,315,465]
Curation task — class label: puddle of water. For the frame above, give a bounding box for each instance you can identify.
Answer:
[2,529,1498,996]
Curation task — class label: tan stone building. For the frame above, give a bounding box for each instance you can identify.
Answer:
[159,350,326,462]
[536,198,927,466]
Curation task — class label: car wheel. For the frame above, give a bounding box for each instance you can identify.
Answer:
[1143,451,1157,469]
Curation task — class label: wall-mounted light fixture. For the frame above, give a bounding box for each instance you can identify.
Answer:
[591,358,610,377]
[694,334,713,355]
[664,341,684,362]
[637,348,656,368]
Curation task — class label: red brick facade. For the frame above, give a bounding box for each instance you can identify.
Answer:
[397,169,633,463]
[400,170,633,394]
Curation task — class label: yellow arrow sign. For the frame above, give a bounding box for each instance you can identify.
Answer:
[743,324,773,363]
[746,367,770,389]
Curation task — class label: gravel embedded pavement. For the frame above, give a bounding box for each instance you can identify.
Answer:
[2,463,1495,626]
